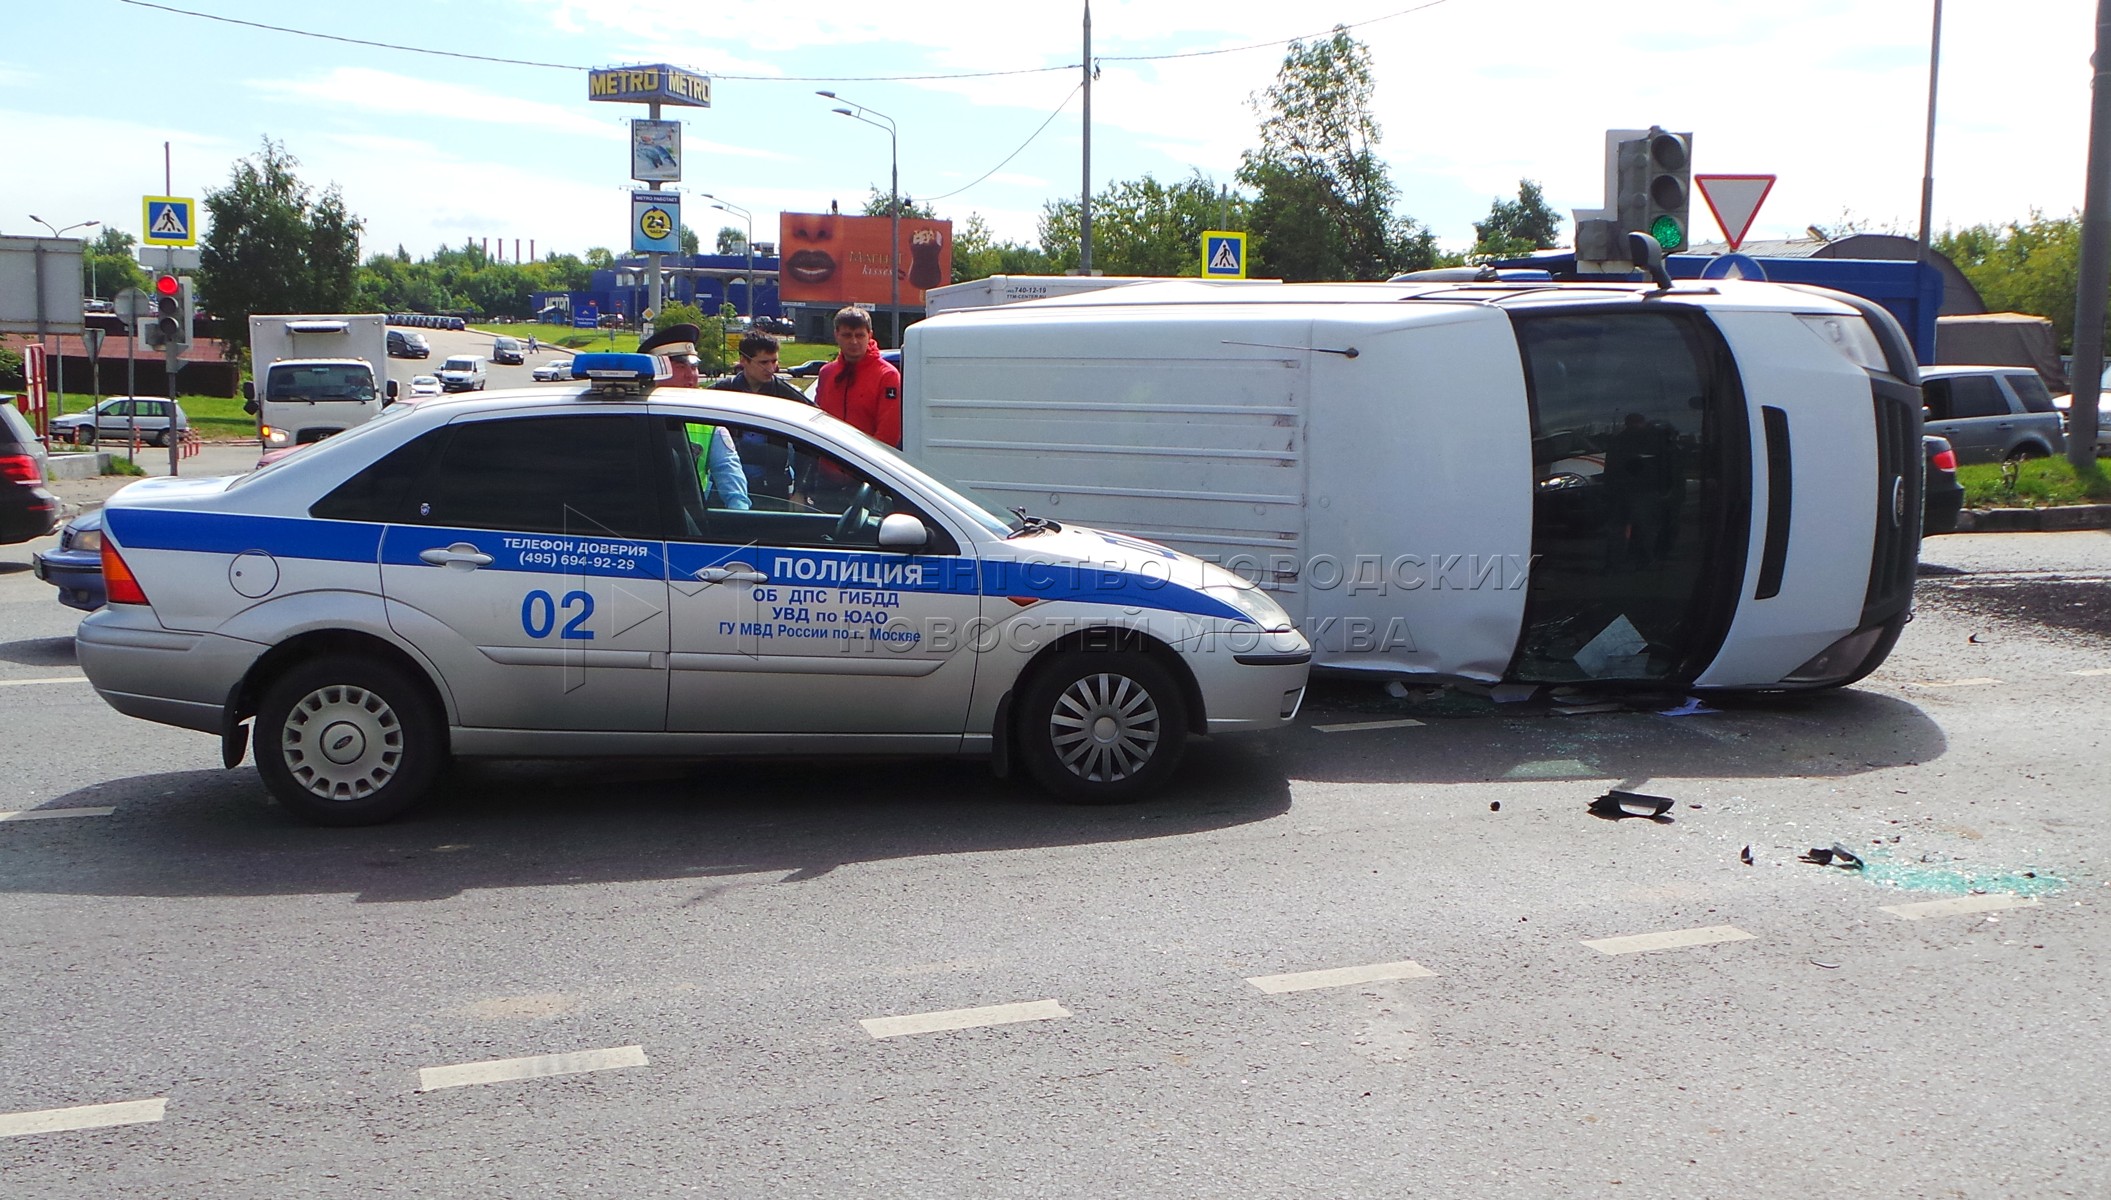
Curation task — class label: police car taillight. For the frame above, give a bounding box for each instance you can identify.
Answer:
[102,540,151,606]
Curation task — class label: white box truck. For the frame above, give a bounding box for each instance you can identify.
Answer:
[923,274,1275,317]
[242,314,398,449]
[903,278,1925,691]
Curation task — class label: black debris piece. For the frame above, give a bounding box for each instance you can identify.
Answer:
[1799,844,1866,870]
[1740,845,1754,865]
[1489,801,1501,812]
[1589,790,1676,821]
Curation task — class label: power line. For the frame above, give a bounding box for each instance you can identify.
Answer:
[113,0,1458,82]
[922,84,1084,203]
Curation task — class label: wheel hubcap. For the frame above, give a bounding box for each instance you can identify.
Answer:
[281,684,404,802]
[1049,672,1161,783]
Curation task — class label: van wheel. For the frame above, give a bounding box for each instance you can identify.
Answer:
[255,655,446,826]
[1019,651,1187,804]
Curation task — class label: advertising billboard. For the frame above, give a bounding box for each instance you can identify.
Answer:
[778,213,953,307]
[631,119,681,183]
[632,192,681,254]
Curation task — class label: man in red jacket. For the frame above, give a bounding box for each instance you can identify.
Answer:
[814,305,901,447]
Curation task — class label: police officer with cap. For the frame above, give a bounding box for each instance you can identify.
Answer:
[638,322,704,387]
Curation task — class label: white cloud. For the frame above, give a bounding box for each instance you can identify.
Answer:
[250,67,623,140]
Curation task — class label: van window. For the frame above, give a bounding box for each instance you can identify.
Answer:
[1511,309,1748,683]
[442,357,477,372]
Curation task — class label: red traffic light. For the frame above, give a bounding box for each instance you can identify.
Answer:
[154,274,180,297]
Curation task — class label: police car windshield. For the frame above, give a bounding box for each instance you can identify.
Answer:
[790,407,1016,537]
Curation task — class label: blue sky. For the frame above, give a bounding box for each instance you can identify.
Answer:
[0,0,2096,263]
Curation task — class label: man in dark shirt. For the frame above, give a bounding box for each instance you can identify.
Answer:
[710,332,812,405]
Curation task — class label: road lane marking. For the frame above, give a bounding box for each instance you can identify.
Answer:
[1881,895,2041,920]
[0,676,89,688]
[0,1098,166,1138]
[0,807,115,823]
[1312,718,1426,733]
[2073,668,2111,677]
[1583,925,1755,956]
[1246,960,1435,994]
[1914,677,2003,688]
[859,999,1069,1039]
[416,1045,647,1092]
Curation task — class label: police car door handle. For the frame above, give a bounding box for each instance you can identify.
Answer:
[695,566,767,585]
[419,543,495,568]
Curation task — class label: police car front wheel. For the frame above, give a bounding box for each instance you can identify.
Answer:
[255,655,446,826]
[1020,651,1188,804]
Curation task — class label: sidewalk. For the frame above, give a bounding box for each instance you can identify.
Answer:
[44,441,260,517]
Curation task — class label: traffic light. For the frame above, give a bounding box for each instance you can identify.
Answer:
[143,273,191,350]
[1616,127,1693,254]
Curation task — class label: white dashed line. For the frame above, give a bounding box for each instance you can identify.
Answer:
[1582,925,1755,956]
[859,999,1070,1039]
[416,1045,648,1092]
[0,807,115,823]
[1246,960,1435,994]
[2073,668,2111,677]
[1881,895,2041,920]
[0,676,89,688]
[1312,718,1426,733]
[1914,677,2003,688]
[0,1098,166,1139]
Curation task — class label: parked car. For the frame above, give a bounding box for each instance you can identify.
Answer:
[531,359,574,382]
[437,356,488,392]
[32,509,103,609]
[386,329,430,359]
[491,336,526,366]
[2051,368,2111,456]
[1919,365,2065,464]
[1923,435,1964,536]
[755,315,797,336]
[408,375,443,397]
[785,358,829,378]
[1,402,58,545]
[47,396,191,448]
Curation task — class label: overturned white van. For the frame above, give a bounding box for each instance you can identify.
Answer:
[903,278,1924,691]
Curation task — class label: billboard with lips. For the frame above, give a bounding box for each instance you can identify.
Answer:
[778,213,953,306]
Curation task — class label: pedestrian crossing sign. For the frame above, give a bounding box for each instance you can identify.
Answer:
[142,196,197,246]
[1202,231,1247,279]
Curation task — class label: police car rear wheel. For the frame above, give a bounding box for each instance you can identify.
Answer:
[256,656,444,826]
[1020,651,1187,804]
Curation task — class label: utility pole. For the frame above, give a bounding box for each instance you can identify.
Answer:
[1080,1,1093,275]
[2067,0,2110,473]
[1916,0,1943,274]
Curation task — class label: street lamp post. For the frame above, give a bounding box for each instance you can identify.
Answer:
[27,215,99,418]
[701,195,755,324]
[816,90,900,347]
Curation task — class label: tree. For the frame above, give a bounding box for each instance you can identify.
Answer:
[862,187,937,220]
[679,223,700,256]
[951,214,1054,283]
[1938,211,2093,352]
[85,227,143,300]
[1235,29,1446,280]
[583,247,617,269]
[1470,180,1563,262]
[199,138,364,352]
[716,225,748,255]
[1039,171,1242,276]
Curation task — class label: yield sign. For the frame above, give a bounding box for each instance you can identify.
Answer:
[1695,175,1776,251]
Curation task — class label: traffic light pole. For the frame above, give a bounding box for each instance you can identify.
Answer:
[163,246,179,476]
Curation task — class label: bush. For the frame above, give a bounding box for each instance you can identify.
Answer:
[0,345,22,390]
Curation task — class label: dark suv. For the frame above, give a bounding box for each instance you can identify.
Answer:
[1921,365,2065,464]
[2,403,59,544]
[387,329,430,359]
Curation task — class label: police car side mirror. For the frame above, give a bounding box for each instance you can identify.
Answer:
[877,512,928,550]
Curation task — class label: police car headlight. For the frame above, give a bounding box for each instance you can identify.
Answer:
[1204,583,1293,632]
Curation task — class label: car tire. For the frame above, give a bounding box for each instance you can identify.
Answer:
[1018,649,1188,804]
[2006,443,2050,462]
[148,431,168,448]
[254,654,447,826]
[72,426,94,447]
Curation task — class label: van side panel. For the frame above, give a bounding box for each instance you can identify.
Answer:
[912,311,1311,583]
[1302,312,1534,679]
[1693,310,1878,687]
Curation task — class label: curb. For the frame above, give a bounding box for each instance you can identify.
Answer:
[1954,504,2111,533]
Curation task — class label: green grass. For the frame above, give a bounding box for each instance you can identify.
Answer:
[1957,456,2111,507]
[474,322,641,353]
[101,456,147,477]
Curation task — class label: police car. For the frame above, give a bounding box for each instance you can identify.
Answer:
[75,354,1311,826]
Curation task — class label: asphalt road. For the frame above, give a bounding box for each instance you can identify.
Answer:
[0,530,2106,1198]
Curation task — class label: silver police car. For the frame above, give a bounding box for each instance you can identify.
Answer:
[76,355,1311,825]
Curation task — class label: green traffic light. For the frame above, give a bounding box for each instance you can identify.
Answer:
[1650,215,1685,253]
